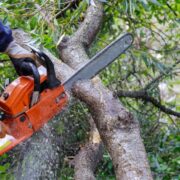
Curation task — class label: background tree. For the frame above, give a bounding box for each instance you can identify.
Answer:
[0,0,179,179]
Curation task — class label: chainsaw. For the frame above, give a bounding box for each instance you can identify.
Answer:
[0,33,133,155]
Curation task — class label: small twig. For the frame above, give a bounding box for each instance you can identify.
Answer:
[144,59,180,90]
[167,114,178,126]
[116,90,180,117]
[144,45,179,53]
[166,2,178,17]
[55,1,73,19]
[35,3,54,30]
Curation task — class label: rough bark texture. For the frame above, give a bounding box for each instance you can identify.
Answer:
[74,142,103,180]
[13,125,60,179]
[58,2,103,70]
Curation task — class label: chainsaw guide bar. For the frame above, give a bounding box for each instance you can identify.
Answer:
[64,33,133,90]
[0,33,133,155]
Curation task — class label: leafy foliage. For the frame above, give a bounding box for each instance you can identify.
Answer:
[0,0,179,179]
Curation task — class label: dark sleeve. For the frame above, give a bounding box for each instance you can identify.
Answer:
[0,21,13,52]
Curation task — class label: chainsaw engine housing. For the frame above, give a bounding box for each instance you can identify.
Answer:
[0,73,67,155]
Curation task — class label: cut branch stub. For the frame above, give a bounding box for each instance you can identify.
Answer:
[74,116,103,180]
[74,142,103,180]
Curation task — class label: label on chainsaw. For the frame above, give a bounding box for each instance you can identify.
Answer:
[0,134,15,151]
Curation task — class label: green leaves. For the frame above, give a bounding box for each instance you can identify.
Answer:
[0,163,10,173]
[141,52,168,74]
[0,0,179,179]
[148,128,180,179]
[0,154,12,180]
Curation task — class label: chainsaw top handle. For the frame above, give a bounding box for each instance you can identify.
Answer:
[27,45,61,89]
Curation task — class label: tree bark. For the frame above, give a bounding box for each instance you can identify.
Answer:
[74,117,103,180]
[73,80,152,179]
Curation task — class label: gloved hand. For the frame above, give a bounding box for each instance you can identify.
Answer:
[0,20,40,106]
[0,20,13,52]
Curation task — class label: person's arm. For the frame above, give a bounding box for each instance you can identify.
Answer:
[0,21,40,106]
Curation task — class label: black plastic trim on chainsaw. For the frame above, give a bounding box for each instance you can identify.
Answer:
[28,45,61,89]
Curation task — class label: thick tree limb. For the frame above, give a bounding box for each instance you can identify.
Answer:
[14,125,60,179]
[74,142,103,180]
[11,0,153,179]
[58,1,152,179]
[12,27,103,179]
[115,90,180,117]
[73,80,152,179]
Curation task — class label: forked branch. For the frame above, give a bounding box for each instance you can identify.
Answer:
[58,1,153,179]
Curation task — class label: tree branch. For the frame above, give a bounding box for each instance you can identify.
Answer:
[74,142,103,180]
[166,2,178,17]
[115,90,180,117]
[144,59,180,90]
[11,1,153,179]
[58,1,152,179]
[59,2,104,178]
[58,1,103,69]
[74,117,103,180]
[73,80,152,179]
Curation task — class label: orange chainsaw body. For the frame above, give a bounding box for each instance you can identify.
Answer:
[0,33,133,156]
[0,74,68,155]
